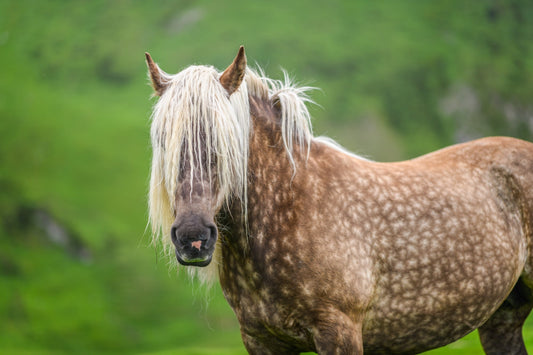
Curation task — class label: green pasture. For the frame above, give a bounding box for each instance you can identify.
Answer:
[1,0,533,353]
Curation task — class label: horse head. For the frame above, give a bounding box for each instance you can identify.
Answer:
[146,47,248,268]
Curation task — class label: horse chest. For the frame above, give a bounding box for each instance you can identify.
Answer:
[219,254,316,349]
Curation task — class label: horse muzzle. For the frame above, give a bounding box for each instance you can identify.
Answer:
[170,217,218,267]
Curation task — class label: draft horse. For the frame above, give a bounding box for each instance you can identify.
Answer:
[145,46,533,354]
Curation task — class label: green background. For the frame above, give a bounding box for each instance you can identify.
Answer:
[1,0,533,353]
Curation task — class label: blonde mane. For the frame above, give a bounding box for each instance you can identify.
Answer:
[148,64,315,285]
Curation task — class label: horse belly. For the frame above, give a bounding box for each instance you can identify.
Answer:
[361,228,526,353]
[349,162,531,353]
[362,268,521,353]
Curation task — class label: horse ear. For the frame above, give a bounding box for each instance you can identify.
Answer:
[145,52,170,96]
[220,46,247,95]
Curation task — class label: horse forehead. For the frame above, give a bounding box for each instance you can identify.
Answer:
[161,66,222,105]
[174,65,219,82]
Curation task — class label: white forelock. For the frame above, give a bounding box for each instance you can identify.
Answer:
[148,64,318,286]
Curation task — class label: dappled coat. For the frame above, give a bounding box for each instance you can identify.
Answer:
[146,47,533,354]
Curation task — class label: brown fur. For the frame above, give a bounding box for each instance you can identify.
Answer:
[220,97,533,354]
[220,46,247,95]
[148,48,533,354]
[145,52,169,96]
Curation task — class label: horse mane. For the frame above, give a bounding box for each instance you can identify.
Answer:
[246,68,315,169]
[148,64,316,285]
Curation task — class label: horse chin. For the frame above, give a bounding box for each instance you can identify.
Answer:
[175,251,212,267]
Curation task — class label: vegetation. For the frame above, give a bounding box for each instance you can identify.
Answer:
[1,0,532,353]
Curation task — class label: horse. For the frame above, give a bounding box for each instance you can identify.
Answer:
[145,46,533,354]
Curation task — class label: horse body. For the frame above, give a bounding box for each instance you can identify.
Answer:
[221,98,533,354]
[361,138,532,353]
[146,47,533,354]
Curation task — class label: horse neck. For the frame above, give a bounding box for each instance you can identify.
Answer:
[219,95,302,265]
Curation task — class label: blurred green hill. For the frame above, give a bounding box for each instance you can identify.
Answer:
[1,0,532,354]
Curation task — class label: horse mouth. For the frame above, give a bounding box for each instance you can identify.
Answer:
[175,249,213,267]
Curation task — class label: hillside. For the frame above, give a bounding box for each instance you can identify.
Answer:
[1,0,533,353]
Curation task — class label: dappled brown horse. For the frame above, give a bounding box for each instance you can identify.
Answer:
[145,46,533,354]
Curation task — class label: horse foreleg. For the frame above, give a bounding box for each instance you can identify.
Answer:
[311,310,363,355]
[240,329,301,355]
[478,277,533,355]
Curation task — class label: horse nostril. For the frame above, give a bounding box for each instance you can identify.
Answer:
[206,224,217,239]
[170,226,179,246]
[205,224,218,248]
[196,232,208,241]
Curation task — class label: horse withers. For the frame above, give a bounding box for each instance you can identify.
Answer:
[145,46,533,354]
